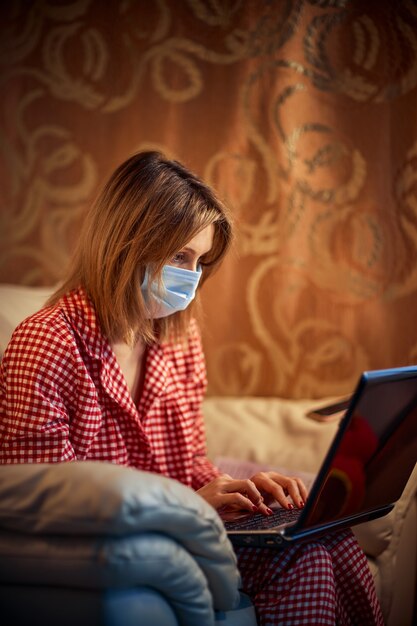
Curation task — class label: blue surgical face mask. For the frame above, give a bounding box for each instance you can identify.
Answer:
[141,264,202,318]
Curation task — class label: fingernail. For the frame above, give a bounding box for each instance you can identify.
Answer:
[299,501,305,508]
[288,503,294,510]
[267,507,274,515]
[252,505,259,512]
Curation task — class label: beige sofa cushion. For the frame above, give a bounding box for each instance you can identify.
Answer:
[204,396,339,473]
[0,284,53,355]
[353,464,417,557]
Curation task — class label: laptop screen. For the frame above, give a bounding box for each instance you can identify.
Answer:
[303,369,417,528]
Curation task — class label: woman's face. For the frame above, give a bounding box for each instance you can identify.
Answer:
[168,224,214,272]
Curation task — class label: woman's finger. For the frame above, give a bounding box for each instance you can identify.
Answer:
[267,473,307,508]
[222,477,264,506]
[197,475,275,515]
[251,472,307,509]
[294,477,309,503]
[217,491,261,513]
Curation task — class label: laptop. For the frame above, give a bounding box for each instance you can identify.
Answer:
[223,366,417,548]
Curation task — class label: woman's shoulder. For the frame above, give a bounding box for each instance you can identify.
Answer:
[7,300,76,356]
[5,288,95,360]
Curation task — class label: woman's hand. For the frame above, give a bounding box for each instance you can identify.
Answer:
[250,472,308,510]
[197,474,273,515]
[197,471,309,515]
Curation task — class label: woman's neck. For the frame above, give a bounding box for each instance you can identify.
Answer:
[111,339,146,399]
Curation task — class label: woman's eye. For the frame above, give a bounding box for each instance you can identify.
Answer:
[171,252,185,264]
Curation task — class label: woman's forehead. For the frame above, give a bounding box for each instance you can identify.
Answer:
[182,224,214,255]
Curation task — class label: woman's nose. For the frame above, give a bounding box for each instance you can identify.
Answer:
[184,260,198,272]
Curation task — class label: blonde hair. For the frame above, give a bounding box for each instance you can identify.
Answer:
[48,151,233,344]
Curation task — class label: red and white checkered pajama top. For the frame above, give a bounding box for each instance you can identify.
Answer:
[0,288,218,490]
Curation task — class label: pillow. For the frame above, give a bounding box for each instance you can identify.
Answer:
[0,284,54,354]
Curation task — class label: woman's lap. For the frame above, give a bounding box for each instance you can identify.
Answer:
[235,528,384,626]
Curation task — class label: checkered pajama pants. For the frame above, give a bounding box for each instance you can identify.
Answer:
[236,529,384,626]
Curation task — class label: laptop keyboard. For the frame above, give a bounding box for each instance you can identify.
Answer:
[224,507,300,531]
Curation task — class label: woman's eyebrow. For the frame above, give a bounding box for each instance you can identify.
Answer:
[179,242,212,257]
[182,246,205,255]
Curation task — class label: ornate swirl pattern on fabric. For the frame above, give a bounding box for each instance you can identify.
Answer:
[1,0,417,397]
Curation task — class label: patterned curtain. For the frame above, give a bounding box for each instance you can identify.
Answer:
[2,0,417,398]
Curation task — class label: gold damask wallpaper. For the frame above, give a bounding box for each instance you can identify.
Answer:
[1,0,417,398]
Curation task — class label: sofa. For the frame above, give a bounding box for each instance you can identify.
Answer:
[0,283,416,626]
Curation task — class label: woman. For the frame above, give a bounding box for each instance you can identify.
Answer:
[0,151,383,625]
